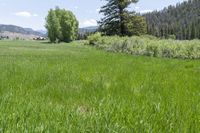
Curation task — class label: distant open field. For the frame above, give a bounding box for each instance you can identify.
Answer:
[0,40,200,132]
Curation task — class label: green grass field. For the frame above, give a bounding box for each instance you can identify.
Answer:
[0,40,200,132]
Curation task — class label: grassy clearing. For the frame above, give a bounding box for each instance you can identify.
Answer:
[87,33,200,59]
[0,40,200,132]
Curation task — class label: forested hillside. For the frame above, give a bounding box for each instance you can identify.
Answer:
[144,0,200,40]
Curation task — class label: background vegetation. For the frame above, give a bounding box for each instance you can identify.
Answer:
[144,0,200,40]
[87,33,200,59]
[99,0,147,36]
[45,7,78,43]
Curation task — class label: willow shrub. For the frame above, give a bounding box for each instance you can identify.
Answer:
[87,33,200,59]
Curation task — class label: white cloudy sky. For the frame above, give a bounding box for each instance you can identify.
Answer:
[0,0,186,30]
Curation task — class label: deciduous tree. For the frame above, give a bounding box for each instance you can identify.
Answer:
[45,9,61,43]
[45,7,79,43]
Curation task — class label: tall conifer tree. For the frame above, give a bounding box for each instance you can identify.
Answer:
[99,0,138,36]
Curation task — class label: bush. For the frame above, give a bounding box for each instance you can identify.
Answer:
[167,35,176,40]
[87,32,102,46]
[86,34,200,59]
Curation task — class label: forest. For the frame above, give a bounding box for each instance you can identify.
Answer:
[144,0,200,40]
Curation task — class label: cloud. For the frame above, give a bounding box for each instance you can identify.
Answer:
[14,11,38,18]
[96,8,100,12]
[134,6,140,10]
[15,12,32,18]
[140,10,153,14]
[74,6,78,9]
[33,14,38,17]
[80,19,97,27]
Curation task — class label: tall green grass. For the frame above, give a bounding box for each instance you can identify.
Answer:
[0,40,200,132]
[87,33,200,59]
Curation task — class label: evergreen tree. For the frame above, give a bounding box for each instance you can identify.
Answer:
[144,0,200,40]
[99,0,138,36]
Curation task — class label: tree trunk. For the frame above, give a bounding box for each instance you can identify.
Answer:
[119,6,125,36]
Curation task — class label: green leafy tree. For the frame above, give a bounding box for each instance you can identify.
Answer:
[125,15,147,36]
[45,7,79,43]
[99,0,138,36]
[45,9,61,43]
[55,7,79,42]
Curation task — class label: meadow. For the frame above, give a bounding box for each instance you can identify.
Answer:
[0,40,200,132]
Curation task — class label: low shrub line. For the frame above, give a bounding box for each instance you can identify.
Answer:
[87,33,200,59]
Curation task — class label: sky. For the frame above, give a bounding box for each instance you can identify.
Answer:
[0,0,186,30]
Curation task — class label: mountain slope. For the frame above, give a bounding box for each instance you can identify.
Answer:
[79,26,98,34]
[0,24,45,37]
[144,0,200,40]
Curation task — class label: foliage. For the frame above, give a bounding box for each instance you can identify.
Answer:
[55,7,79,42]
[167,34,176,40]
[87,33,200,59]
[144,0,200,40]
[0,40,200,132]
[125,15,147,36]
[99,0,140,36]
[78,32,92,40]
[45,9,61,43]
[45,7,79,43]
[87,32,101,45]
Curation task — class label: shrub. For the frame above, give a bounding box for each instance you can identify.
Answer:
[86,35,200,59]
[87,32,101,46]
[167,35,176,40]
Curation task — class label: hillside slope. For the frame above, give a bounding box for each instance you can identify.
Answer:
[79,26,98,34]
[0,24,45,39]
[144,0,200,40]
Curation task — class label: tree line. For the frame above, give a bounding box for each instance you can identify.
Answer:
[144,0,200,40]
[46,0,147,43]
[46,0,199,42]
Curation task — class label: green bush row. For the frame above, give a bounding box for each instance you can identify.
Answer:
[87,33,200,59]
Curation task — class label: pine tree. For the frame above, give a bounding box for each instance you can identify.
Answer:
[99,0,138,36]
[144,0,200,40]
